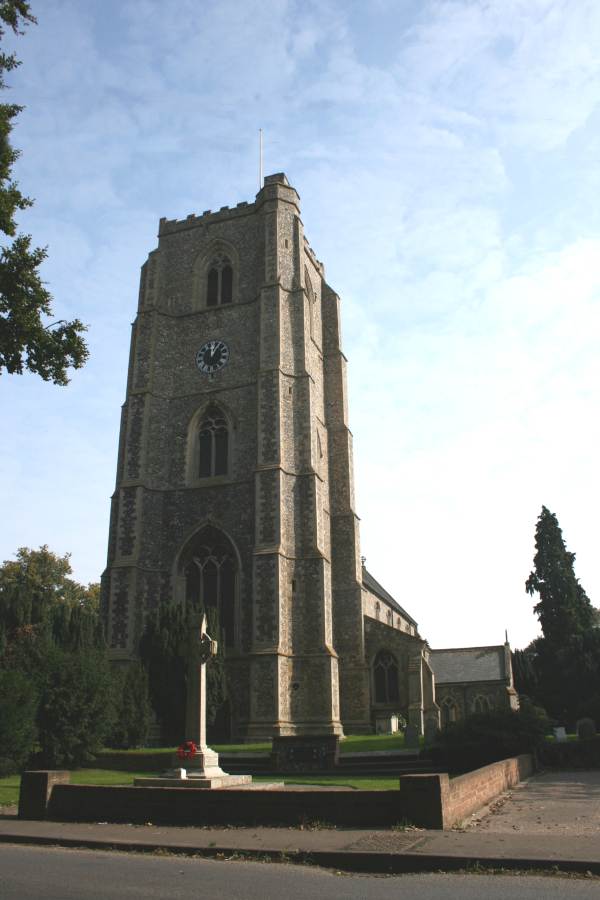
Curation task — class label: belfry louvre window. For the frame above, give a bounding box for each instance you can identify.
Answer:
[207,254,233,306]
[199,405,228,477]
[373,650,400,703]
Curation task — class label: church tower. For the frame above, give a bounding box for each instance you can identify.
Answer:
[102,174,371,738]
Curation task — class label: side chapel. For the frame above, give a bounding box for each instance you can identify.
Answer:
[101,174,515,739]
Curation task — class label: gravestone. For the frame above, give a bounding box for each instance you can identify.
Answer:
[576,718,596,740]
[375,714,399,735]
[271,735,340,772]
[424,718,439,746]
[553,726,567,742]
[404,723,419,750]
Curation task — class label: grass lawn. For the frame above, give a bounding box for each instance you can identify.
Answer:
[97,733,418,757]
[0,770,156,807]
[212,733,417,754]
[0,768,399,806]
[254,774,399,790]
[0,775,20,807]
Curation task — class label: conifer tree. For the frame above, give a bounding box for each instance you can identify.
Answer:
[139,601,229,744]
[526,506,594,649]
[524,506,598,724]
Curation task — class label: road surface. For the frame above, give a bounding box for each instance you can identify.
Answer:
[1,844,598,900]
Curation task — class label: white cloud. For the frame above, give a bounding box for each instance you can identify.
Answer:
[2,0,600,653]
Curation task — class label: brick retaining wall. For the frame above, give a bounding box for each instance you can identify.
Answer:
[21,754,533,829]
[47,784,402,827]
[400,754,533,828]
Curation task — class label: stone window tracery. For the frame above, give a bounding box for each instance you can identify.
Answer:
[183,526,237,649]
[207,253,233,306]
[198,404,229,478]
[373,650,399,703]
[471,694,493,714]
[440,695,459,727]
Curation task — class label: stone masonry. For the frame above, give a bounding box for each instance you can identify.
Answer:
[101,173,437,739]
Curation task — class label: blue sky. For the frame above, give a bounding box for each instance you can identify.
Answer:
[2,0,599,650]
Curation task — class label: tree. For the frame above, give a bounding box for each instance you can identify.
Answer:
[139,602,229,744]
[0,545,102,649]
[0,668,37,774]
[526,507,594,648]
[512,641,541,700]
[35,645,114,767]
[139,603,188,744]
[0,545,115,768]
[0,2,88,384]
[108,662,151,749]
[524,507,598,724]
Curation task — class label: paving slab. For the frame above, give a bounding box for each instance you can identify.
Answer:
[466,770,600,835]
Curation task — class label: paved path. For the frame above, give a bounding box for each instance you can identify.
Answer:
[467,771,600,835]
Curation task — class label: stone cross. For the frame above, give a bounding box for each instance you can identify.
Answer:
[185,612,218,750]
[134,610,251,786]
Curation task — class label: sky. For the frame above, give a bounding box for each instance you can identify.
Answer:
[1,0,599,651]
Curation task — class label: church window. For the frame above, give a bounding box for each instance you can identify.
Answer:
[472,694,493,714]
[440,696,459,727]
[373,650,399,703]
[183,526,237,649]
[206,253,233,306]
[198,404,229,477]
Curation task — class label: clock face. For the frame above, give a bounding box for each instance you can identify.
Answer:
[196,339,230,375]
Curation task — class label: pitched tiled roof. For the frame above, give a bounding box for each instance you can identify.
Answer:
[362,567,418,628]
[429,646,507,684]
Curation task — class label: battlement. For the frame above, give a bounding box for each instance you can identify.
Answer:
[158,199,254,236]
[303,236,324,275]
[158,173,299,237]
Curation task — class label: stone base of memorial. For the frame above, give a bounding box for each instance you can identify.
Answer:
[134,747,252,790]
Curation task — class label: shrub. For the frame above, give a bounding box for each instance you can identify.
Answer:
[429,706,551,773]
[108,662,152,749]
[0,668,38,773]
[36,646,114,767]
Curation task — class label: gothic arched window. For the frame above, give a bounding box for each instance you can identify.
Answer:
[471,694,493,714]
[373,650,399,703]
[440,696,459,727]
[207,253,233,306]
[198,404,229,478]
[183,526,237,648]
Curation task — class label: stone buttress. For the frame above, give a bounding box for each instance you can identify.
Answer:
[101,174,371,738]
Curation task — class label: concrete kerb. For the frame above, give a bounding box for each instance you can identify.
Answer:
[1,830,600,875]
